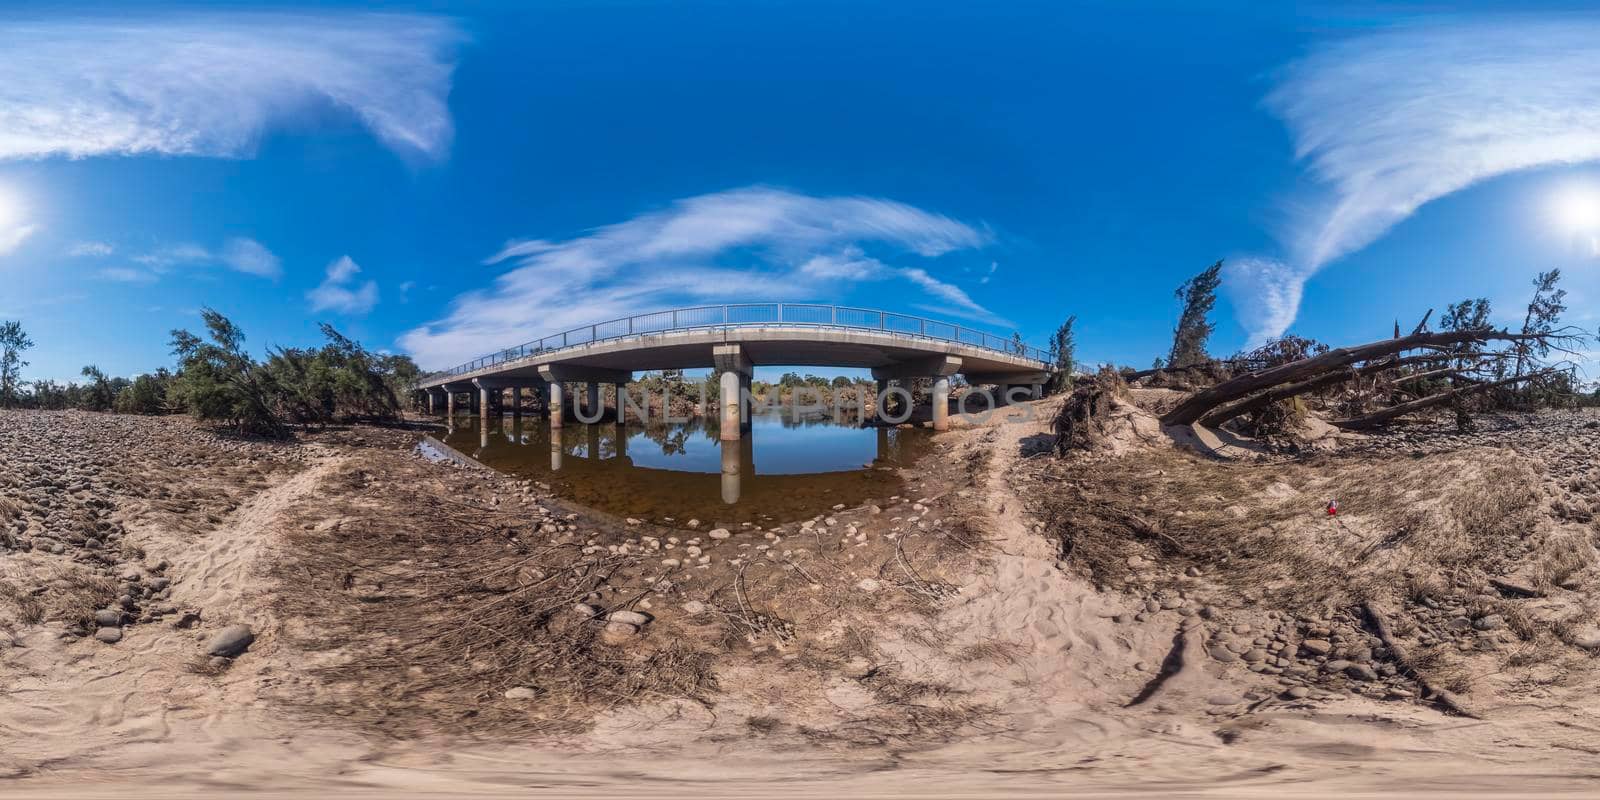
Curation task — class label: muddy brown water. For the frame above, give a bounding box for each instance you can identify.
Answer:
[438,412,931,527]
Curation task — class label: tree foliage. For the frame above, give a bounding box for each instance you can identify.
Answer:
[0,320,33,408]
[1047,315,1076,393]
[1168,260,1222,368]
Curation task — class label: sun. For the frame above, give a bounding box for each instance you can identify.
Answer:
[1549,180,1600,234]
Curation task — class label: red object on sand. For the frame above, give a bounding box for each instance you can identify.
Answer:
[1326,499,1338,516]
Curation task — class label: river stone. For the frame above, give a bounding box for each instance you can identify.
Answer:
[1241,648,1268,663]
[708,528,731,540]
[1345,663,1379,681]
[504,687,538,700]
[1570,627,1600,649]
[94,609,122,627]
[1323,659,1353,673]
[1473,614,1506,632]
[608,610,652,627]
[93,626,122,644]
[1284,686,1311,699]
[205,624,255,658]
[1300,639,1333,656]
[856,578,882,592]
[681,600,708,615]
[1207,644,1238,663]
[601,621,638,643]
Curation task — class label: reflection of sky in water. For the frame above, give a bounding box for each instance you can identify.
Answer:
[626,415,878,475]
[441,412,926,526]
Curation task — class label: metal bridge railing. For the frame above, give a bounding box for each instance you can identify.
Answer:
[419,303,1053,383]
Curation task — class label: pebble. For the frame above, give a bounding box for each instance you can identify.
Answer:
[608,610,652,627]
[857,578,882,592]
[504,687,538,700]
[205,624,256,658]
[708,528,732,540]
[93,626,122,644]
[1300,639,1333,656]
[1207,644,1238,663]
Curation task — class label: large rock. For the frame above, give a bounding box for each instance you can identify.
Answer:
[205,624,256,658]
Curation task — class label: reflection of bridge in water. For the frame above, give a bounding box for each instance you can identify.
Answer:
[442,414,925,522]
[416,303,1054,435]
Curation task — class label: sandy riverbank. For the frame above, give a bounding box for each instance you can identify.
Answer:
[3,407,1599,797]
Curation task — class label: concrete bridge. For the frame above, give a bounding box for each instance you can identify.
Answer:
[413,303,1054,436]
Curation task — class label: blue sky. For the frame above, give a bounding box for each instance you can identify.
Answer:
[0,1,1596,382]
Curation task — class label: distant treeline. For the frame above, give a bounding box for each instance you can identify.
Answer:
[0,310,420,436]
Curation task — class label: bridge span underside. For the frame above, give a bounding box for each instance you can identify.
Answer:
[415,323,1052,437]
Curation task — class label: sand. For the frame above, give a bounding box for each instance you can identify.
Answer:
[3,409,1600,797]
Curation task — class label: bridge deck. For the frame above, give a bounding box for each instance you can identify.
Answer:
[416,304,1052,390]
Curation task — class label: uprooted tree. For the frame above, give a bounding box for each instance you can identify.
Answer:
[1158,322,1586,431]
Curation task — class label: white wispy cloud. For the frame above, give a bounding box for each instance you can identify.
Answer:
[98,266,157,283]
[67,241,114,257]
[307,255,378,315]
[1239,17,1600,342]
[219,237,281,279]
[399,186,1003,368]
[0,223,36,256]
[0,12,463,162]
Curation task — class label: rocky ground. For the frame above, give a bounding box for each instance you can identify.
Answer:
[4,406,1600,797]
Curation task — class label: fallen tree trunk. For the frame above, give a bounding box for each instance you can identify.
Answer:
[1196,354,1446,428]
[1332,370,1549,430]
[1161,329,1549,427]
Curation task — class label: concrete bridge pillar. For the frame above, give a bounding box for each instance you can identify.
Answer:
[932,375,951,431]
[510,386,522,419]
[574,382,605,424]
[537,365,631,428]
[713,344,754,441]
[872,355,961,431]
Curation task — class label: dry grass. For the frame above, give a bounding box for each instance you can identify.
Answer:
[270,457,722,738]
[1030,444,1546,613]
[0,564,119,629]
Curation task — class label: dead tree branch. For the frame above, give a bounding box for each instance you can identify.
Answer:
[1161,328,1578,427]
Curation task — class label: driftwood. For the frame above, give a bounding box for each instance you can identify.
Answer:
[1332,371,1551,430]
[1161,329,1560,427]
[1362,602,1479,718]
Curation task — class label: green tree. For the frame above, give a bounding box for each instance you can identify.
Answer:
[115,370,171,414]
[1047,315,1076,393]
[79,365,117,411]
[0,320,33,408]
[1514,269,1566,379]
[167,308,284,436]
[1168,260,1222,368]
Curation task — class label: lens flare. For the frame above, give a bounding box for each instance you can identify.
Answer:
[1549,180,1600,233]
